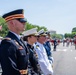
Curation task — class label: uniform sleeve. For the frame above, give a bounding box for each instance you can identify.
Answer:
[29,49,39,73]
[0,40,21,75]
[35,47,53,75]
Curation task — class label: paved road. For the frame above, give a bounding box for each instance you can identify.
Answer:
[52,43,76,75]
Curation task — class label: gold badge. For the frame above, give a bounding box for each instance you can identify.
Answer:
[36,45,39,48]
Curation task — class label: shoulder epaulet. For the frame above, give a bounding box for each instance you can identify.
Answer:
[1,37,12,44]
[36,45,39,48]
[3,37,11,41]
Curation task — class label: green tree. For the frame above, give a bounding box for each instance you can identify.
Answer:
[51,34,63,39]
[72,27,76,32]
[0,17,8,37]
[25,22,47,31]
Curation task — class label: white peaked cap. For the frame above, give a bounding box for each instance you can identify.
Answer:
[38,29,47,36]
[38,29,44,35]
[22,28,38,36]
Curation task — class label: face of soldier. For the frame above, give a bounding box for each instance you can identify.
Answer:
[39,35,46,44]
[28,35,37,45]
[46,35,51,41]
[14,19,26,33]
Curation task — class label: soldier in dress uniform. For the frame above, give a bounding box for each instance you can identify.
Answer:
[0,9,29,75]
[43,31,54,64]
[34,29,53,75]
[22,28,43,75]
[53,38,58,51]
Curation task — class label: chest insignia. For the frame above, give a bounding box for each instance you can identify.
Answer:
[18,46,23,50]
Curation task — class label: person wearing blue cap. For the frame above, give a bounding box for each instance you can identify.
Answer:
[43,31,54,64]
[0,9,28,75]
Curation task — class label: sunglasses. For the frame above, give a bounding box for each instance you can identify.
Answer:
[40,35,46,37]
[16,19,26,23]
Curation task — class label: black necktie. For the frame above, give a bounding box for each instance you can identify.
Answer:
[20,38,25,47]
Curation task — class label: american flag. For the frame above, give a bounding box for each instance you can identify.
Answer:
[0,25,2,31]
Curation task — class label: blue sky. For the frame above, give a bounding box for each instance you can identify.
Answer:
[0,0,76,34]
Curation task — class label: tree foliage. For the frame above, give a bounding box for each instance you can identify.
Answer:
[51,34,63,39]
[72,27,76,33]
[26,22,47,31]
[64,32,76,38]
[0,17,8,37]
[64,27,76,38]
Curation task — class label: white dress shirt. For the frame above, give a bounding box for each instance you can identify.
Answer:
[34,42,53,75]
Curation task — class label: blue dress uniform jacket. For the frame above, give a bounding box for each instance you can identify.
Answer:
[43,41,54,64]
[53,39,57,51]
[0,31,29,75]
[43,41,52,57]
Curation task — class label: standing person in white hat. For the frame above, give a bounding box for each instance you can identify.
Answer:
[22,28,43,75]
[34,29,53,75]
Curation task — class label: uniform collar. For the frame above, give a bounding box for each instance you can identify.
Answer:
[27,43,34,49]
[9,31,21,40]
[36,42,43,46]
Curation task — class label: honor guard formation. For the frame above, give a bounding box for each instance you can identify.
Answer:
[0,9,53,75]
[1,8,76,75]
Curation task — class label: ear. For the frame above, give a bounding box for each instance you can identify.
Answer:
[9,20,15,27]
[9,20,13,24]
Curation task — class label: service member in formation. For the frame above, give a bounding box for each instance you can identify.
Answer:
[44,31,54,64]
[53,38,58,51]
[0,9,29,75]
[22,28,43,75]
[34,29,53,75]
